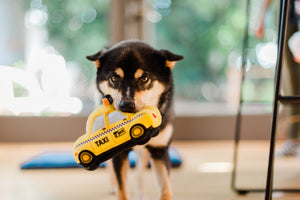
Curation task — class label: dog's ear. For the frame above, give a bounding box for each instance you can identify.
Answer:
[86,47,109,68]
[160,50,184,69]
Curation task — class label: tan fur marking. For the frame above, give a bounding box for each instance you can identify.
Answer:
[134,81,165,111]
[147,124,173,147]
[166,60,177,69]
[134,69,144,79]
[108,161,117,195]
[117,159,129,200]
[151,159,172,200]
[115,68,124,78]
[93,60,100,68]
[134,146,149,200]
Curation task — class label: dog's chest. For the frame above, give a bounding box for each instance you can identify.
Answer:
[144,123,173,148]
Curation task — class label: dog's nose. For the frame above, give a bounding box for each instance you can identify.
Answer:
[119,100,136,113]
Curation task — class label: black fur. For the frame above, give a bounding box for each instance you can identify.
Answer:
[146,145,171,172]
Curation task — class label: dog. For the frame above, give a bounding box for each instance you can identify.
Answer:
[87,40,183,200]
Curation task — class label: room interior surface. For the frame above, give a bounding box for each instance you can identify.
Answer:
[2,140,300,200]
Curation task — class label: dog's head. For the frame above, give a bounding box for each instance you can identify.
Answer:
[87,40,183,113]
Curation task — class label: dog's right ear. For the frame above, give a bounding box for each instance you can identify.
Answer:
[86,48,108,68]
[160,50,184,70]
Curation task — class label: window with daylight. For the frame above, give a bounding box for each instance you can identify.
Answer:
[0,0,278,116]
[0,0,110,116]
[152,0,278,115]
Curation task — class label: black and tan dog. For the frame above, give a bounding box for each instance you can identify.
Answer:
[87,40,183,200]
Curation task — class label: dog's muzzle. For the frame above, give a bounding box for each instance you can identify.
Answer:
[119,99,136,113]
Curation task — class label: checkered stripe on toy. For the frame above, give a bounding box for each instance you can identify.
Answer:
[75,113,145,148]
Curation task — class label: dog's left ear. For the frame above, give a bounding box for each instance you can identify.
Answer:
[160,50,184,69]
[86,47,109,68]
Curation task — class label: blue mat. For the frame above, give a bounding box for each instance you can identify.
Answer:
[20,152,106,169]
[20,146,182,169]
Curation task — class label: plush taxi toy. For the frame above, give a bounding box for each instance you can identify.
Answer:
[73,95,162,170]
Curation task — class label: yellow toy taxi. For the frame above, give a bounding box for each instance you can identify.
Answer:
[73,95,162,170]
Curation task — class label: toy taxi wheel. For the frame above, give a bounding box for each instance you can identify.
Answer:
[130,124,145,140]
[79,150,95,165]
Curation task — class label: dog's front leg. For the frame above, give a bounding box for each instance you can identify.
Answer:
[112,150,130,200]
[135,147,149,200]
[147,146,172,200]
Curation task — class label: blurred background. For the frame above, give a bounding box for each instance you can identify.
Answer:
[0,0,278,117]
[5,1,300,199]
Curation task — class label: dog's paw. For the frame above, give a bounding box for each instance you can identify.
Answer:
[108,186,117,195]
[135,195,147,200]
[160,192,172,200]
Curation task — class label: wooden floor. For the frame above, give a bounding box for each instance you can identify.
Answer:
[1,141,300,200]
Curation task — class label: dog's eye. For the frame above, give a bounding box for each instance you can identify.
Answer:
[110,74,120,84]
[139,74,150,84]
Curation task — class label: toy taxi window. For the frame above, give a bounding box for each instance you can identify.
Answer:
[91,115,106,133]
[107,111,127,124]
